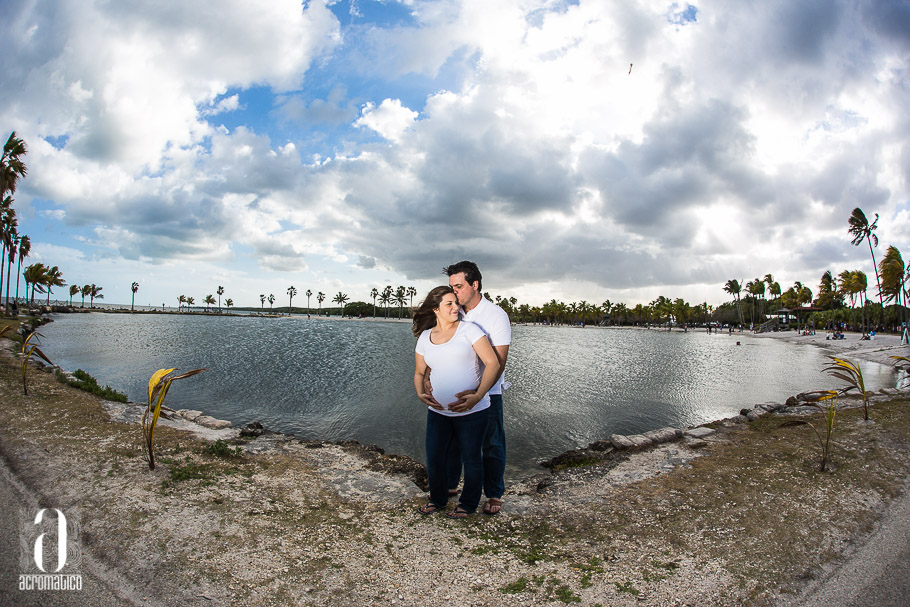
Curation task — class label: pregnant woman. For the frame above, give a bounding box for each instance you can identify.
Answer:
[412,286,501,518]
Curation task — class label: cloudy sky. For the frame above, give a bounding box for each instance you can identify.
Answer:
[2,0,908,309]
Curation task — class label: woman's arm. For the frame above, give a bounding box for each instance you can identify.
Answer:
[414,352,443,409]
[448,336,501,413]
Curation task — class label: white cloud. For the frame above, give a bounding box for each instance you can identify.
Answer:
[355,99,418,143]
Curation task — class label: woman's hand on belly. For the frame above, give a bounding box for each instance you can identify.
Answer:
[418,391,445,410]
[447,387,480,413]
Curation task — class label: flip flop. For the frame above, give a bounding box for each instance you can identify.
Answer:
[445,506,472,519]
[483,498,502,516]
[419,502,442,515]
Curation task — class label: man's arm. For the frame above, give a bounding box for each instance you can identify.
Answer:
[421,368,439,405]
[453,343,509,401]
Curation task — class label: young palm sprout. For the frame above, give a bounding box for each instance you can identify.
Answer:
[21,331,53,395]
[143,367,207,470]
[778,390,840,471]
[822,356,869,420]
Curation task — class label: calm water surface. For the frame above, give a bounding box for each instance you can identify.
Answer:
[39,314,898,479]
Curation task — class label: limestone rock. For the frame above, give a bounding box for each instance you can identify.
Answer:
[610,434,635,450]
[643,427,682,444]
[626,434,654,449]
[684,426,715,439]
[195,415,232,429]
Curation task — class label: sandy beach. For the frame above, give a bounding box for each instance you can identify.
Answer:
[1,326,908,606]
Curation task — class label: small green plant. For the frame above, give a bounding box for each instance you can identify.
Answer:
[57,368,128,402]
[20,331,53,395]
[554,584,581,603]
[499,577,529,594]
[143,367,207,470]
[778,390,839,471]
[615,581,640,596]
[205,439,243,458]
[823,356,869,420]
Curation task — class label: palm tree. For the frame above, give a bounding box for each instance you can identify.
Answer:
[1,132,27,315]
[768,280,781,312]
[0,132,28,200]
[745,278,764,325]
[407,286,417,307]
[816,271,837,313]
[69,284,80,307]
[41,265,65,305]
[287,286,297,314]
[306,289,312,313]
[370,287,379,317]
[317,291,325,314]
[23,263,46,305]
[0,204,17,313]
[268,293,275,312]
[259,294,265,312]
[848,207,884,325]
[131,281,139,312]
[14,234,30,306]
[89,284,104,308]
[380,286,392,317]
[723,279,744,328]
[879,246,905,329]
[333,291,349,316]
[185,295,194,310]
[225,298,233,310]
[216,285,224,311]
[178,294,186,311]
[395,286,407,318]
[202,294,215,310]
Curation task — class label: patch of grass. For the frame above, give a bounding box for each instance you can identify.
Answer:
[554,584,581,603]
[652,559,680,571]
[56,368,128,402]
[205,439,243,458]
[615,581,640,595]
[500,577,529,594]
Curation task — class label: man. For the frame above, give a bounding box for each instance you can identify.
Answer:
[439,260,511,515]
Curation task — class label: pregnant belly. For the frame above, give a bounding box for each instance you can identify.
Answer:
[431,373,479,410]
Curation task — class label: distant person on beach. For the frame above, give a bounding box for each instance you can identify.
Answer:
[412,286,501,518]
[426,260,512,516]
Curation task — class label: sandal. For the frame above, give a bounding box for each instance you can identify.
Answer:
[483,498,502,516]
[445,506,472,519]
[419,502,442,515]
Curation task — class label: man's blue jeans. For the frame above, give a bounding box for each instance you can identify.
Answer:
[426,407,489,512]
[446,394,506,500]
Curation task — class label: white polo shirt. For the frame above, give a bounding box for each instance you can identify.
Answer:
[460,295,511,395]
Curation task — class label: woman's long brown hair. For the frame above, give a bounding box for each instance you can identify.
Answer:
[411,285,455,337]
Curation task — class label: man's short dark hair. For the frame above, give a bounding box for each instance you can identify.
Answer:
[443,260,482,291]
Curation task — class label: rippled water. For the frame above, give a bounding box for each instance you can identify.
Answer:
[39,314,897,479]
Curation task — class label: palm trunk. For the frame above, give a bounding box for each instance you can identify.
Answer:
[868,240,884,328]
[14,257,22,303]
[4,250,12,314]
[0,243,6,312]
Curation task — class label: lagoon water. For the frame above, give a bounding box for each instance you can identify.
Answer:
[39,313,897,479]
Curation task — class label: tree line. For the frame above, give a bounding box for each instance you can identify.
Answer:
[723,208,908,334]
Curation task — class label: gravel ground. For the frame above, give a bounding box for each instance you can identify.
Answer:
[0,328,908,606]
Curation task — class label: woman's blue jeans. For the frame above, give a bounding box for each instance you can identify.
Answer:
[426,407,490,512]
[446,394,506,500]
